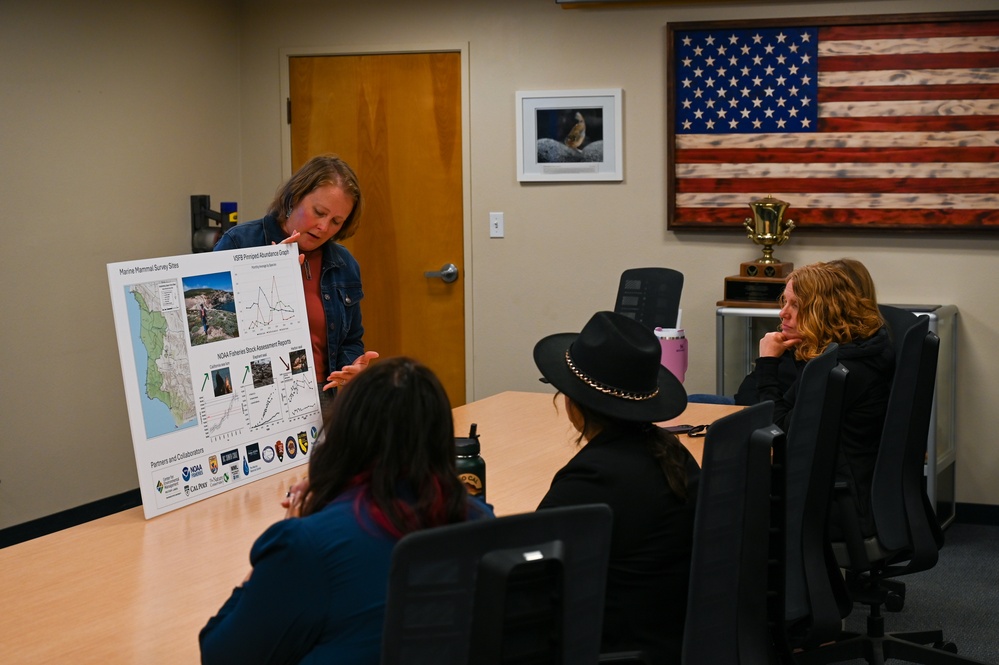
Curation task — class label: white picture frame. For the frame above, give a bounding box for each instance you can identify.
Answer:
[516,88,623,182]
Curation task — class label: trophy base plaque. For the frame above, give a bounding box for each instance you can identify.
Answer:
[739,259,793,279]
[720,260,793,306]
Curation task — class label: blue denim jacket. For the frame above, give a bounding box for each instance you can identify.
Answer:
[214,215,365,374]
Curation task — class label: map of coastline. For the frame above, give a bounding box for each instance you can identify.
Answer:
[127,281,198,438]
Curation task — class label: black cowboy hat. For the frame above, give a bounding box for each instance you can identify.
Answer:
[533,311,687,422]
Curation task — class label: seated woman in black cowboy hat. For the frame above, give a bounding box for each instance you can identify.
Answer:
[534,311,694,665]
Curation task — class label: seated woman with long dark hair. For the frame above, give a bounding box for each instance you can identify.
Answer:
[533,311,695,665]
[200,357,493,664]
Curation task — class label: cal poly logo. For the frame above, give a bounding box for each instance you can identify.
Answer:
[209,455,219,474]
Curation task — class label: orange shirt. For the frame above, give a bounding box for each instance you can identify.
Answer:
[302,250,327,385]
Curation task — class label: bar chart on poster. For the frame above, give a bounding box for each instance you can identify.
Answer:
[107,245,322,518]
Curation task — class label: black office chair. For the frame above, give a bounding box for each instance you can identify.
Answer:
[777,345,853,653]
[380,504,613,665]
[613,267,684,330]
[862,303,932,613]
[843,309,930,612]
[798,317,989,664]
[879,304,920,350]
[681,401,784,665]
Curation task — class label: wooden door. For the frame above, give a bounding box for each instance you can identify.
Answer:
[289,52,466,405]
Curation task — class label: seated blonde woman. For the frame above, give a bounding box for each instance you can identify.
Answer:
[752,261,893,537]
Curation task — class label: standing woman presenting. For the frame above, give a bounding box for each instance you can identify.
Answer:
[215,155,379,415]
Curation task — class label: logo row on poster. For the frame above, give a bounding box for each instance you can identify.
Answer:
[152,426,318,507]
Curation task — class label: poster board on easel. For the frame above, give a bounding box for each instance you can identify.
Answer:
[107,245,321,518]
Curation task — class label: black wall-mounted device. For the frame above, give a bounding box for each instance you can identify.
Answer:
[191,195,237,252]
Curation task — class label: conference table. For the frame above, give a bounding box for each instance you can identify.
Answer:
[0,391,741,662]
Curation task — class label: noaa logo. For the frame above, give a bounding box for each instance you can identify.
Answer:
[189,464,204,478]
[182,467,191,482]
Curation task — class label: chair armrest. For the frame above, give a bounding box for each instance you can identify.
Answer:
[599,651,651,664]
[831,480,872,572]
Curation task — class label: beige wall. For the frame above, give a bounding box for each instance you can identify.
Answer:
[0,0,242,529]
[2,0,997,530]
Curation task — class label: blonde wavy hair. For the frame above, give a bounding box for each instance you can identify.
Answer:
[783,262,884,361]
[827,257,878,305]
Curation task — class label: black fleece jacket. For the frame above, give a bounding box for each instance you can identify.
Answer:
[754,326,895,536]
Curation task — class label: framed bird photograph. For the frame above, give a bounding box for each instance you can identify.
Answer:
[516,88,623,182]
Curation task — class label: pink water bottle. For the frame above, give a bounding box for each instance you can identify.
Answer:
[655,328,688,383]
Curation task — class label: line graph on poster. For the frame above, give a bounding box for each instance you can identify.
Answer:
[200,389,247,441]
[281,373,321,421]
[235,271,299,334]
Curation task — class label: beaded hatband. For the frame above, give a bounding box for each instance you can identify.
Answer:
[564,350,659,401]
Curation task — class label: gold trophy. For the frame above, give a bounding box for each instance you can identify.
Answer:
[722,196,796,305]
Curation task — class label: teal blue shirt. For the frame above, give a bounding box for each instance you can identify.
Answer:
[200,488,493,664]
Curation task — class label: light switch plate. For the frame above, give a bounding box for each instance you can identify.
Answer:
[489,212,504,238]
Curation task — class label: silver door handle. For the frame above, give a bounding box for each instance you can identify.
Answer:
[424,263,459,284]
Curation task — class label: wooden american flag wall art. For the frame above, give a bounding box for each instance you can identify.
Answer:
[666,11,999,232]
